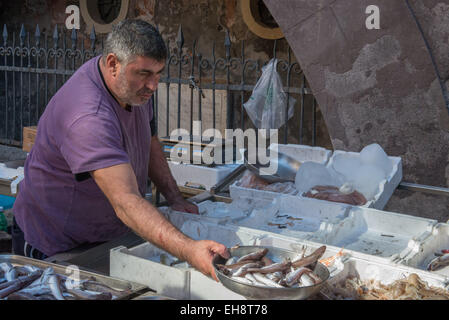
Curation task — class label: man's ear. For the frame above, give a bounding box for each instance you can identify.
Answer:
[105,53,120,77]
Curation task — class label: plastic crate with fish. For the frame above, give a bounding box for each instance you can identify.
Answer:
[229,144,333,203]
[249,235,449,300]
[320,253,449,300]
[311,145,402,210]
[400,223,449,277]
[235,194,352,241]
[0,255,148,300]
[110,219,281,300]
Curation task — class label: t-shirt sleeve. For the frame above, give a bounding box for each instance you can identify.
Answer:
[60,114,130,174]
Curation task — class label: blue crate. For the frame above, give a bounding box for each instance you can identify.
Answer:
[0,194,15,210]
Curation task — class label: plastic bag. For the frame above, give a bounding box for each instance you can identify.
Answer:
[244,58,296,129]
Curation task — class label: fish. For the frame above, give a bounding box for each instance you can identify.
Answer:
[252,273,285,288]
[216,259,259,270]
[427,253,449,271]
[0,270,42,299]
[230,276,254,285]
[6,291,40,300]
[231,262,264,277]
[0,262,13,273]
[80,280,129,297]
[236,248,269,263]
[244,273,258,285]
[246,260,291,274]
[65,287,112,300]
[299,273,316,287]
[261,256,274,266]
[225,257,238,266]
[292,245,326,269]
[48,274,65,300]
[284,267,311,287]
[5,268,18,282]
[265,271,283,282]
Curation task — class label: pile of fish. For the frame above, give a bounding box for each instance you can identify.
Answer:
[217,246,327,288]
[0,263,130,300]
[321,274,449,300]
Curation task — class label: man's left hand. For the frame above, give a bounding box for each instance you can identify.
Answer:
[170,198,199,214]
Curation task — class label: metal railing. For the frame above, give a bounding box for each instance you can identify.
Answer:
[0,23,323,148]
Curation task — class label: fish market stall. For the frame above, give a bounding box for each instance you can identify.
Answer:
[109,200,449,300]
[230,144,402,210]
[0,255,148,300]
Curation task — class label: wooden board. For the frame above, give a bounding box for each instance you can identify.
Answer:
[156,84,228,137]
[22,126,37,153]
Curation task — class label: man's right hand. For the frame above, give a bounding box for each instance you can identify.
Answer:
[184,240,230,282]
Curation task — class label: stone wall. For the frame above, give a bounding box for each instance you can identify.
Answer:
[263,0,449,222]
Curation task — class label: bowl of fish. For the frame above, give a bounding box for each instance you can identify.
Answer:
[212,245,330,300]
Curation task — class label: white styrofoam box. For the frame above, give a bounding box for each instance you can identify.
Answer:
[168,162,238,190]
[110,219,287,300]
[0,163,24,194]
[229,182,296,203]
[313,206,437,260]
[268,143,332,165]
[324,150,402,209]
[236,194,351,240]
[325,253,449,293]
[159,195,275,226]
[401,223,449,277]
[229,143,334,203]
[110,245,190,299]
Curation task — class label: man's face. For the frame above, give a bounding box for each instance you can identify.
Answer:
[115,55,165,107]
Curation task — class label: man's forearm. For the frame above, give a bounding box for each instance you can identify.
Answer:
[115,191,194,261]
[148,136,184,204]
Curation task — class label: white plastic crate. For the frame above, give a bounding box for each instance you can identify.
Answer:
[323,150,402,209]
[236,194,351,240]
[110,219,282,300]
[168,162,238,190]
[313,206,437,259]
[268,143,332,164]
[229,144,333,202]
[325,253,449,294]
[401,223,449,277]
[230,147,402,210]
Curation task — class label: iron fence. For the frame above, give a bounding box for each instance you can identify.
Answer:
[0,23,322,148]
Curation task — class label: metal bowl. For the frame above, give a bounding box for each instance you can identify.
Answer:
[213,246,330,300]
[244,149,301,183]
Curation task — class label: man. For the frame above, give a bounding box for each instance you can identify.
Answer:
[12,19,229,281]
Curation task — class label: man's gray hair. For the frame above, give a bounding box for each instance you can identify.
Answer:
[103,19,167,65]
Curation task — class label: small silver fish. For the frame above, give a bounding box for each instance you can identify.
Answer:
[230,276,254,285]
[284,267,310,287]
[225,257,238,266]
[252,273,284,288]
[299,273,315,287]
[236,248,269,263]
[246,260,291,274]
[232,262,263,277]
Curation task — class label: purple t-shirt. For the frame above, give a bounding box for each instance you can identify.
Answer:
[13,55,153,256]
